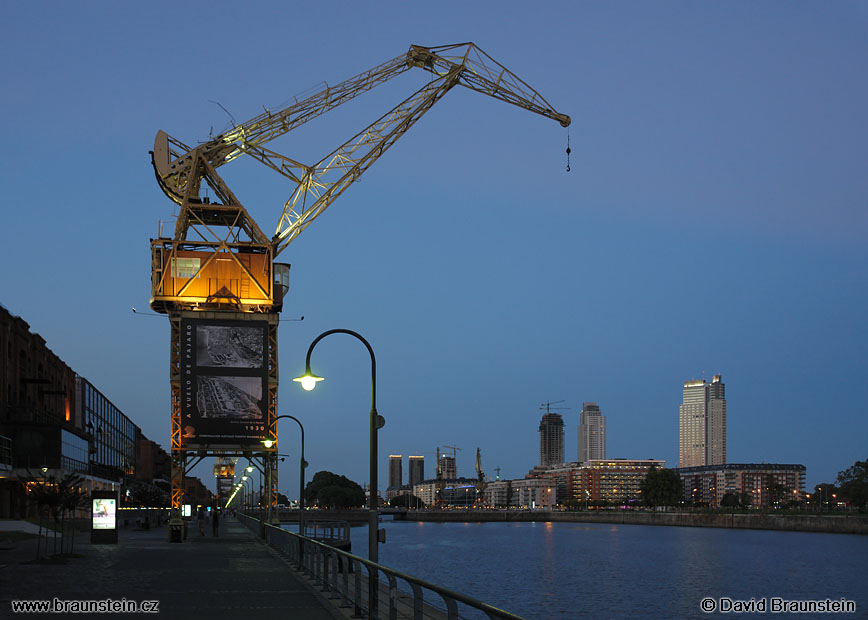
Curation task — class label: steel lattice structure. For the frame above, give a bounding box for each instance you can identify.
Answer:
[149,43,569,528]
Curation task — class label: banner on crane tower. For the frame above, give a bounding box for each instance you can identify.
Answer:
[180,318,269,447]
[216,476,235,500]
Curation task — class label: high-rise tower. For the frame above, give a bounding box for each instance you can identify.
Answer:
[679,374,726,468]
[408,455,424,487]
[578,402,606,462]
[388,455,403,489]
[539,413,565,467]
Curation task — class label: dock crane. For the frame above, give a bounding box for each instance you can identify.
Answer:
[151,43,570,265]
[148,43,570,521]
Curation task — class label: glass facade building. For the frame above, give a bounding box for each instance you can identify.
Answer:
[679,374,726,468]
[77,376,136,478]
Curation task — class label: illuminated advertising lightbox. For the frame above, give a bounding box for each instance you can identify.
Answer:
[183,504,192,518]
[180,318,270,447]
[92,498,117,530]
[91,490,119,544]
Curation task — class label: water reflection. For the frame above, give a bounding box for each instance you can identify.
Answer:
[352,520,868,619]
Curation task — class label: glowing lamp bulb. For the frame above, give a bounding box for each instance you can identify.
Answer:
[293,372,324,391]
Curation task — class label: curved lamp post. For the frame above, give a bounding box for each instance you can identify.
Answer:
[241,476,251,509]
[294,328,384,613]
[263,414,307,568]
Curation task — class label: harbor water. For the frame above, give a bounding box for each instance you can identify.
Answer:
[347,519,867,619]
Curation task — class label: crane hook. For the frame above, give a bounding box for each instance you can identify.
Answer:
[565,129,571,173]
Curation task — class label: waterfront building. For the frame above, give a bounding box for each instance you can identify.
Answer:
[578,402,606,462]
[184,476,212,506]
[570,459,666,505]
[480,478,555,509]
[512,478,556,510]
[539,412,564,467]
[675,463,805,508]
[134,433,171,489]
[408,455,424,487]
[0,304,182,518]
[0,306,118,517]
[679,374,726,468]
[388,454,403,489]
[483,480,510,507]
[413,480,438,506]
[413,476,479,507]
[525,458,664,506]
[438,480,479,507]
[526,461,582,505]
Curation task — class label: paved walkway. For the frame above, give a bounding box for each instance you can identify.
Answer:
[0,517,341,619]
[0,520,42,534]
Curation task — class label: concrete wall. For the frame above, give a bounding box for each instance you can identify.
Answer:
[407,510,868,535]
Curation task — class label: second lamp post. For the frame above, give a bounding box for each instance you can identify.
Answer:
[293,328,384,567]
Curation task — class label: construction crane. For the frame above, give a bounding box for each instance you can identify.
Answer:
[149,43,569,519]
[540,400,569,414]
[442,444,462,457]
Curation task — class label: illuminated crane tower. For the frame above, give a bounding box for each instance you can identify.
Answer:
[148,43,570,529]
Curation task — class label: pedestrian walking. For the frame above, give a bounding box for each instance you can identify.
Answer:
[197,507,206,536]
[211,507,220,537]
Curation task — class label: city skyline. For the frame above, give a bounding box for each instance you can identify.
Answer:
[2,4,865,496]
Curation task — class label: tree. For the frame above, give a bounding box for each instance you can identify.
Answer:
[640,467,683,507]
[769,483,788,507]
[836,459,868,509]
[389,494,424,509]
[562,498,580,511]
[721,493,740,508]
[811,484,839,510]
[304,471,366,509]
[23,472,86,559]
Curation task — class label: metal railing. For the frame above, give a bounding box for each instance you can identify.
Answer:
[302,519,350,545]
[238,513,525,620]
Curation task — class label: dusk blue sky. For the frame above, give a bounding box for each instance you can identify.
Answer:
[2,2,866,497]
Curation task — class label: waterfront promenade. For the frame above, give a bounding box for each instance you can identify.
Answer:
[0,517,341,619]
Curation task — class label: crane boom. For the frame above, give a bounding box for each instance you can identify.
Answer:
[151,43,570,256]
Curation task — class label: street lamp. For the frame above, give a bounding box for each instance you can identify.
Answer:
[262,414,307,568]
[241,475,251,509]
[294,328,384,613]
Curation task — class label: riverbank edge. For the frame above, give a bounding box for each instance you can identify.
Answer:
[404,510,868,535]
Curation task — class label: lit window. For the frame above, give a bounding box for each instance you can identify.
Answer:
[173,258,201,278]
